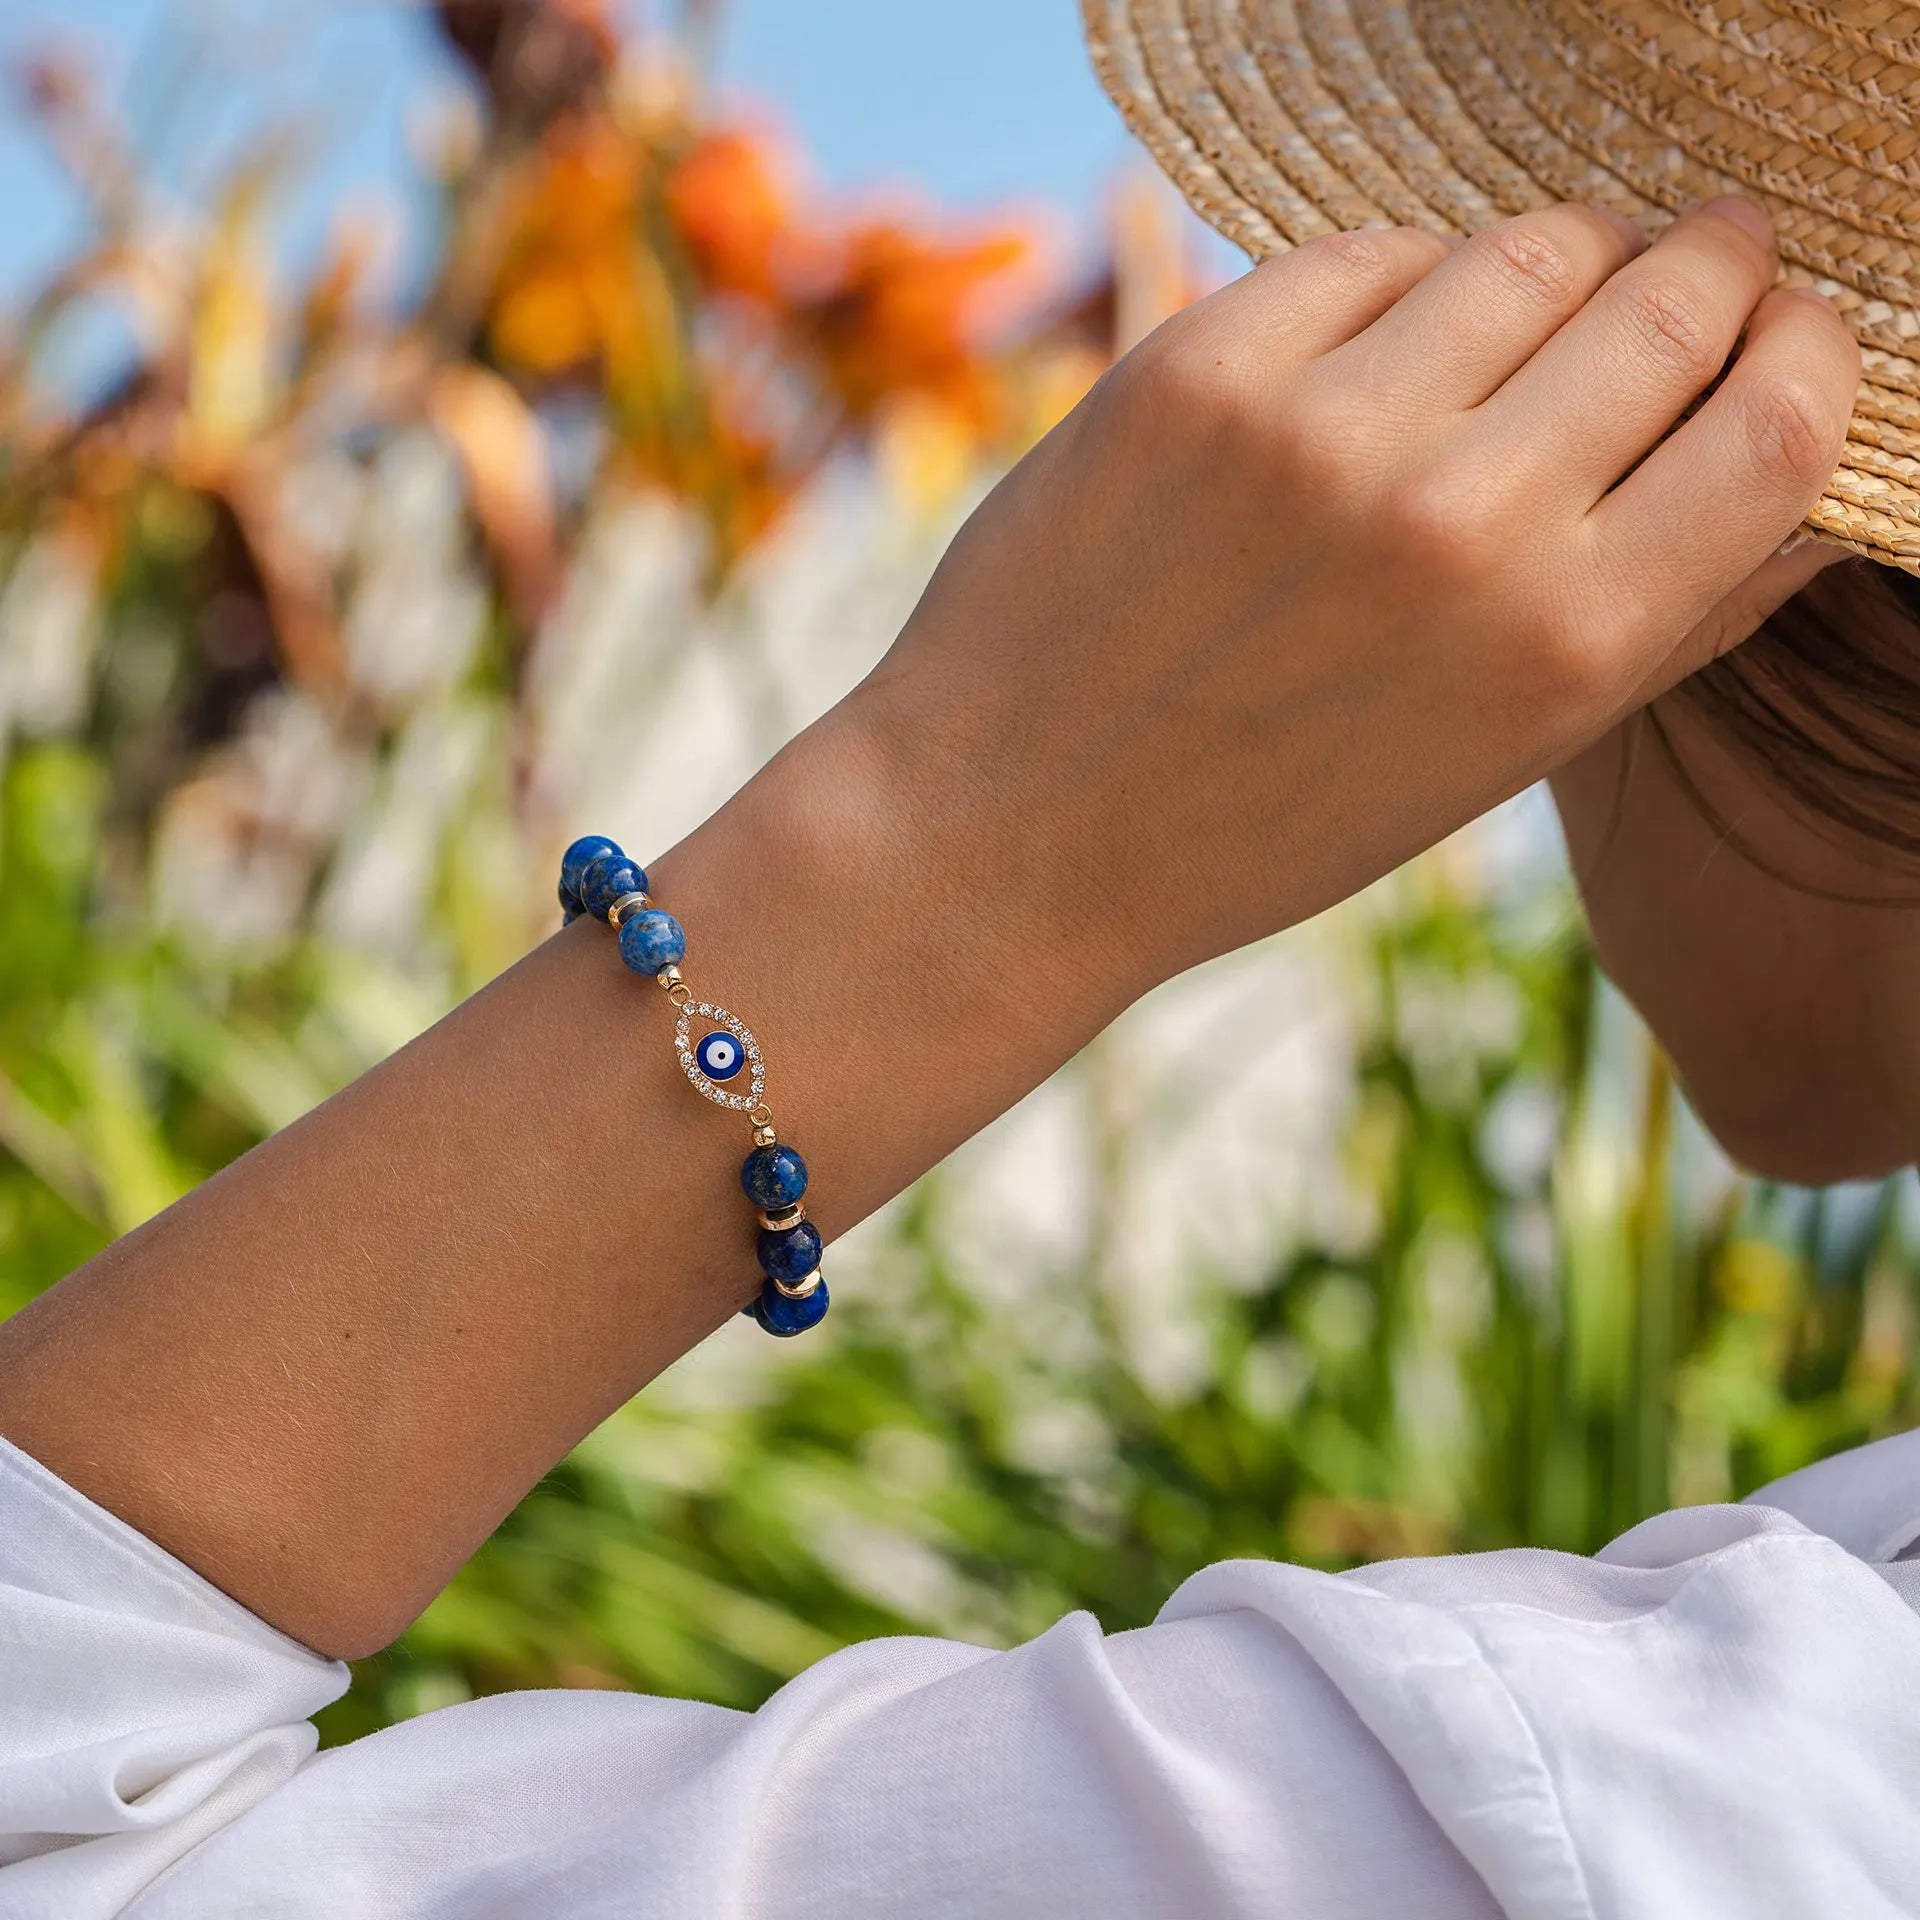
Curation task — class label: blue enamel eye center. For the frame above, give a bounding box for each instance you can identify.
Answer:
[695,1031,745,1081]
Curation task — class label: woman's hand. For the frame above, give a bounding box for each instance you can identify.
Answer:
[859,196,1858,1010]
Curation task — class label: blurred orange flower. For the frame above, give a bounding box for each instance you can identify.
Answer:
[802,221,1037,433]
[1,2,1177,693]
[665,127,795,302]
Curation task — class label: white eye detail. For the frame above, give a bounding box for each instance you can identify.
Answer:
[697,1033,741,1078]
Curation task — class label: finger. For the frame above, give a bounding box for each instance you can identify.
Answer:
[1479,198,1780,501]
[1589,286,1859,683]
[1178,226,1458,368]
[1316,204,1645,411]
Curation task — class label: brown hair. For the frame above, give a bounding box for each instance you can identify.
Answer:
[1661,557,1920,883]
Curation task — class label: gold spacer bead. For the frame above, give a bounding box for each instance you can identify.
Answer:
[656,965,683,989]
[752,1124,778,1148]
[607,891,651,928]
[772,1269,823,1301]
[758,1203,806,1232]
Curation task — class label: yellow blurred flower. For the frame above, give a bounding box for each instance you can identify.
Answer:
[488,112,650,380]
[188,165,279,451]
[874,392,976,518]
[1715,1238,1798,1316]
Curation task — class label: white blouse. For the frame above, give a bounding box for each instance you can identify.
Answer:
[3,1427,1920,1919]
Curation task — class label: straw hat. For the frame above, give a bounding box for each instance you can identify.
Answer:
[1082,0,1920,573]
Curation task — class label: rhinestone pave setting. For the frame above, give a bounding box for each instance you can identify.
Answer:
[674,1002,766,1110]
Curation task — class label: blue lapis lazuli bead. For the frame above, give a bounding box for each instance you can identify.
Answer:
[579,850,649,918]
[560,834,622,902]
[695,1030,745,1081]
[619,909,686,975]
[558,879,584,922]
[753,1276,830,1337]
[741,1144,808,1211]
[758,1218,823,1282]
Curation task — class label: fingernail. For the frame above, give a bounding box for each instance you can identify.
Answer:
[1704,195,1774,247]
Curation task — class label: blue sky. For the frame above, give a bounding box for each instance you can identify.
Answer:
[0,0,1220,306]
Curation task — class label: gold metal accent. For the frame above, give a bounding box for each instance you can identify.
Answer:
[747,1102,774,1130]
[666,982,693,1008]
[656,965,683,990]
[772,1269,823,1301]
[607,891,651,928]
[758,1203,805,1232]
[752,1124,778,1147]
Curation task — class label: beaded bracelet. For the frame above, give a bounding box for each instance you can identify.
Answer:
[559,833,829,1337]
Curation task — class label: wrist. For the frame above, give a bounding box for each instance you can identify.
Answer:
[646,682,1128,1240]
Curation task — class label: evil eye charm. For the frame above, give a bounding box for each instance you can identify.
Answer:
[674,1002,766,1112]
[695,1030,745,1081]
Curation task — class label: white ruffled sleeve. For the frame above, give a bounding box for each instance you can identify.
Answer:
[0,1432,1497,1920]
[10,1415,1920,1920]
[0,1436,346,1918]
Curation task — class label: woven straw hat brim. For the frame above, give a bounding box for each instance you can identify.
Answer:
[1084,0,1920,575]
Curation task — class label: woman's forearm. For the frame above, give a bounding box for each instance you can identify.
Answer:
[0,690,1122,1658]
